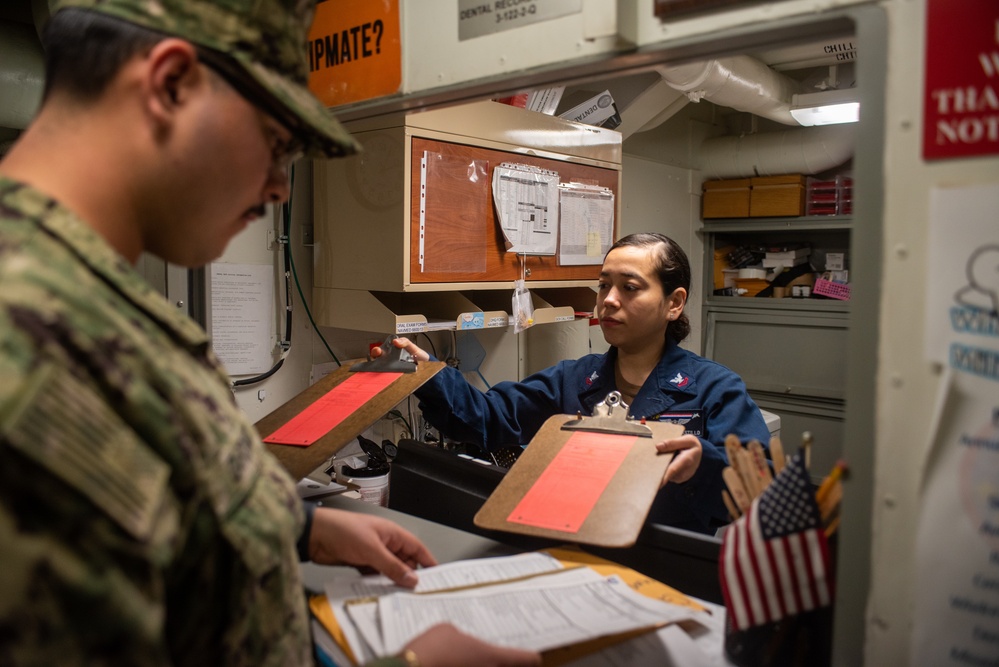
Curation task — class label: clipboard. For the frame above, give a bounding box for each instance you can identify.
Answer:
[474,393,683,548]
[255,358,445,481]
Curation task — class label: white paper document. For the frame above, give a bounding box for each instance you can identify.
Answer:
[341,566,700,658]
[924,184,999,371]
[567,598,732,667]
[558,182,615,265]
[911,369,999,667]
[208,263,274,375]
[319,553,727,666]
[492,162,560,255]
[326,552,565,662]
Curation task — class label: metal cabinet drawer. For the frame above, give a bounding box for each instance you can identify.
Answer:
[704,309,849,401]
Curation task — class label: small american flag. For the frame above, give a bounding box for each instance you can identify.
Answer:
[719,453,833,630]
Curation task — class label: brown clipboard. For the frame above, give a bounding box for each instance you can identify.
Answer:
[255,359,445,481]
[473,413,683,548]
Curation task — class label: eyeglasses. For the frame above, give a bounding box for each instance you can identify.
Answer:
[196,47,305,174]
[258,113,304,176]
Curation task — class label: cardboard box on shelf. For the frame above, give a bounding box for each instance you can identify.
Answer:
[749,174,807,217]
[735,278,770,297]
[703,179,751,218]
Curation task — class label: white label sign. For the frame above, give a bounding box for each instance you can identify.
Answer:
[924,184,999,381]
[396,321,428,334]
[458,0,582,41]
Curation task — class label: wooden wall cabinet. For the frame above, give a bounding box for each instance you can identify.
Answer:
[312,101,621,333]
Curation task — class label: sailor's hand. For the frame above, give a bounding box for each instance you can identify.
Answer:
[308,508,436,587]
[401,623,541,667]
[371,336,432,362]
[656,434,703,486]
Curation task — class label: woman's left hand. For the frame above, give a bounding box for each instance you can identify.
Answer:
[655,434,703,486]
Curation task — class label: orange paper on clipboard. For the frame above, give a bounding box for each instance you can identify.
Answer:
[263,372,401,446]
[475,414,682,547]
[507,431,634,532]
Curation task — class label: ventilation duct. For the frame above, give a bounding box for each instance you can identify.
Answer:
[655,56,802,126]
[0,21,44,130]
[698,124,856,180]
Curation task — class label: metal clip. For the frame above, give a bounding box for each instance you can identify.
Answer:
[561,391,652,437]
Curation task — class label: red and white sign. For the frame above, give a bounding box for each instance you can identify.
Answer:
[924,0,999,160]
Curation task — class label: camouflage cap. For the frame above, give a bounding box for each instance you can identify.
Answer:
[52,0,359,159]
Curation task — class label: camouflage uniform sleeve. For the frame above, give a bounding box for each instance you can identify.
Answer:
[0,359,179,666]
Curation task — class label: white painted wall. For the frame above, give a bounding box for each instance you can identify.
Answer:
[863,2,999,663]
[620,153,704,354]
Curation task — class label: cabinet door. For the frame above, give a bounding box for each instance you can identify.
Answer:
[751,394,844,484]
[409,137,620,285]
[704,309,849,400]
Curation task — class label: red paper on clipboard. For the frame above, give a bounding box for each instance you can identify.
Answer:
[262,372,401,446]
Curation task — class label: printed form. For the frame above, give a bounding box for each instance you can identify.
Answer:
[492,163,560,255]
[332,559,700,658]
[558,182,615,266]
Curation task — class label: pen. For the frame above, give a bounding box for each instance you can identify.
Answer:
[816,459,848,506]
[770,436,786,475]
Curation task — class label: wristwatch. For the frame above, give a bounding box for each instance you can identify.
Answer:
[399,648,421,667]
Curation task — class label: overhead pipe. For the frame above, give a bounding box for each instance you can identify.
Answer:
[655,55,802,126]
[698,123,856,180]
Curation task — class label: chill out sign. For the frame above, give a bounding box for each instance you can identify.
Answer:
[306,0,402,107]
[924,0,999,160]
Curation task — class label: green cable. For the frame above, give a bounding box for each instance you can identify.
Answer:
[286,165,341,366]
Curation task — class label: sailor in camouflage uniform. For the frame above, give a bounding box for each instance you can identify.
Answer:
[0,1,538,665]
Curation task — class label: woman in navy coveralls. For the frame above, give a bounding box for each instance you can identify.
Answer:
[389,233,770,534]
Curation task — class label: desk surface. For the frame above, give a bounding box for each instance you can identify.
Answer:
[303,495,737,667]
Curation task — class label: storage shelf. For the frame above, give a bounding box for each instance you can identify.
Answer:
[313,286,597,335]
[704,296,851,314]
[701,215,852,233]
[701,206,851,481]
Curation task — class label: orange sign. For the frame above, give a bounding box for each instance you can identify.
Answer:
[307,0,401,108]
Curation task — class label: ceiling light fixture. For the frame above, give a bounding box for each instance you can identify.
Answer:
[790,88,860,126]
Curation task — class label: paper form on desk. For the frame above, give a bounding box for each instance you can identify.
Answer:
[326,552,565,663]
[557,183,614,266]
[262,372,400,446]
[369,570,700,657]
[318,550,716,666]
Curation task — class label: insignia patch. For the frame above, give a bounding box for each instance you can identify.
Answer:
[3,362,169,540]
[669,372,690,388]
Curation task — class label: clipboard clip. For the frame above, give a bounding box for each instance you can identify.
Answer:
[350,335,417,373]
[561,391,652,438]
